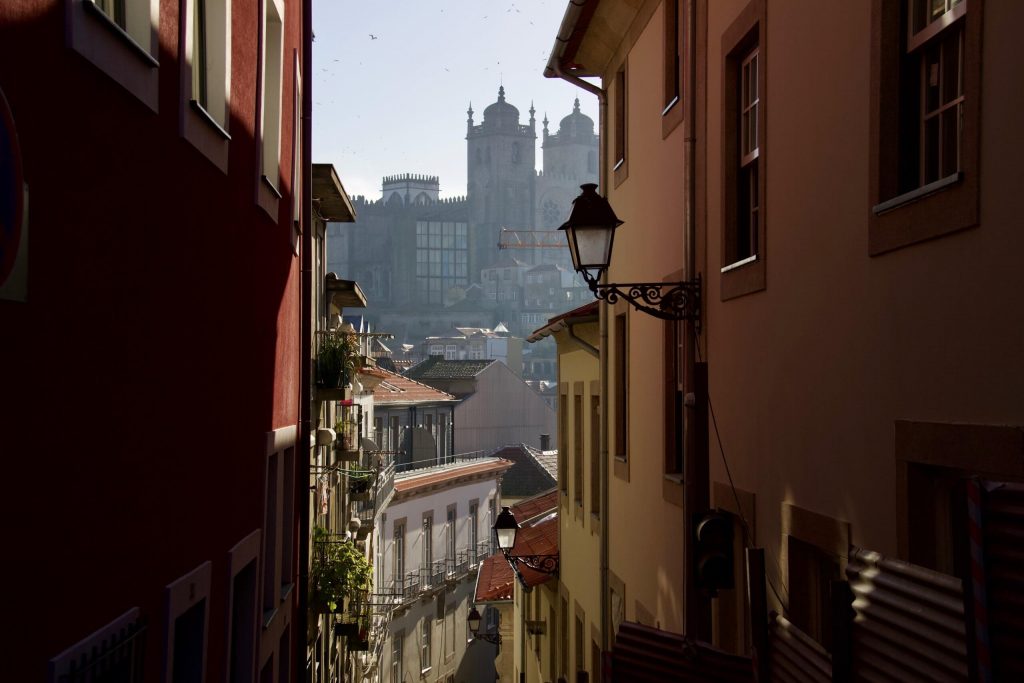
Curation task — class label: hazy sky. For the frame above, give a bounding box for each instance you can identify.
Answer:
[312,1,599,200]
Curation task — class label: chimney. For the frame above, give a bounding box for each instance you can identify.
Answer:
[539,434,551,451]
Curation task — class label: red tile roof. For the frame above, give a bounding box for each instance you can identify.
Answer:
[372,368,458,404]
[394,459,513,495]
[510,488,559,523]
[476,552,515,602]
[475,490,559,602]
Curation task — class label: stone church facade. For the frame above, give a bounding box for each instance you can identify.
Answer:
[327,87,598,344]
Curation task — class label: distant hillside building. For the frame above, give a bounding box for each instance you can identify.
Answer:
[327,88,598,344]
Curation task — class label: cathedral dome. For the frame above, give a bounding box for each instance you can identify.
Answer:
[482,86,521,127]
[557,98,594,139]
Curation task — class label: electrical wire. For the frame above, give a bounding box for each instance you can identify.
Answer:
[692,325,790,611]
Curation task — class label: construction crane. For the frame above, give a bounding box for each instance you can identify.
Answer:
[497,228,568,249]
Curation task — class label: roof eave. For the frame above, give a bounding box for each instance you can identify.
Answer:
[312,163,357,222]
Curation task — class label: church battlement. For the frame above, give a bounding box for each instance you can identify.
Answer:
[382,173,439,186]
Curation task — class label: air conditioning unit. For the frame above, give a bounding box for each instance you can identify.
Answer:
[316,428,336,446]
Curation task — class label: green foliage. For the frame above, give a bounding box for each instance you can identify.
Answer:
[310,526,373,613]
[317,332,358,388]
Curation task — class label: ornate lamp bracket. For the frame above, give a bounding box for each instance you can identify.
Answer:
[581,270,702,326]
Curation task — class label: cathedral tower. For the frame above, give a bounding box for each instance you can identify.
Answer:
[466,86,537,271]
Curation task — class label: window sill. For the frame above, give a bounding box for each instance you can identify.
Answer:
[663,474,684,508]
[721,254,757,273]
[83,0,158,68]
[262,606,279,630]
[613,158,628,188]
[182,100,230,173]
[613,455,629,482]
[873,172,961,215]
[720,252,766,301]
[868,170,977,255]
[69,0,159,111]
[262,174,283,198]
[662,97,684,139]
[190,100,231,140]
[257,174,281,220]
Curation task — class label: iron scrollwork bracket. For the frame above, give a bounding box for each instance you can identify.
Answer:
[508,553,560,575]
[582,270,702,324]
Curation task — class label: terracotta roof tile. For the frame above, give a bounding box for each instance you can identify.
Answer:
[510,489,559,523]
[476,552,514,602]
[394,458,513,495]
[476,489,559,602]
[372,368,458,404]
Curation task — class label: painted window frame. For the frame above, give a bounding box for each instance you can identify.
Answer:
[613,64,629,187]
[68,0,160,111]
[180,0,231,172]
[720,0,767,301]
[257,0,285,217]
[662,0,685,137]
[867,0,981,255]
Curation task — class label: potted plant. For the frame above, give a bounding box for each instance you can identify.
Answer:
[316,332,357,388]
[309,526,373,614]
[348,471,374,501]
[334,416,360,461]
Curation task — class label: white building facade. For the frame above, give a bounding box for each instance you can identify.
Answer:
[377,456,512,683]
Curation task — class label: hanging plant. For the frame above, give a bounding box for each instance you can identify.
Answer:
[310,526,373,613]
[316,332,358,388]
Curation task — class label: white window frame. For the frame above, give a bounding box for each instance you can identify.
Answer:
[69,0,160,111]
[180,0,231,171]
[260,0,285,193]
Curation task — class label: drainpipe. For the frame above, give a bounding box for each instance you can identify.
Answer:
[296,0,313,676]
[548,52,613,661]
[566,321,599,358]
[681,0,712,641]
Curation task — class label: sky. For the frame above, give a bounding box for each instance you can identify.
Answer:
[312,0,599,200]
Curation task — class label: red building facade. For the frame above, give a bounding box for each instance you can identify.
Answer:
[0,0,311,680]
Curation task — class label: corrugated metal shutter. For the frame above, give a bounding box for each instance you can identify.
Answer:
[846,548,968,681]
[983,481,1024,679]
[611,621,752,682]
[768,613,831,682]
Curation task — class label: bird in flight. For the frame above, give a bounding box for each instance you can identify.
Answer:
[369,34,378,40]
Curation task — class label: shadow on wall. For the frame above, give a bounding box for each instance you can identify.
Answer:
[455,639,499,683]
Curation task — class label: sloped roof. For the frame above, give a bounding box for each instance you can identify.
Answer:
[394,458,513,497]
[372,368,458,405]
[528,300,600,342]
[404,356,495,380]
[476,553,515,602]
[476,489,559,602]
[490,443,558,498]
[510,488,558,523]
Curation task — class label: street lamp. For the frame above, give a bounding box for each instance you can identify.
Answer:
[559,183,702,323]
[492,506,559,577]
[467,606,501,645]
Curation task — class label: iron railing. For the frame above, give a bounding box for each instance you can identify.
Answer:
[394,449,490,474]
[57,619,146,683]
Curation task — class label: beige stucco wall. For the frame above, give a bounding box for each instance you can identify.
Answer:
[601,0,690,638]
[703,0,1024,616]
[555,322,603,678]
